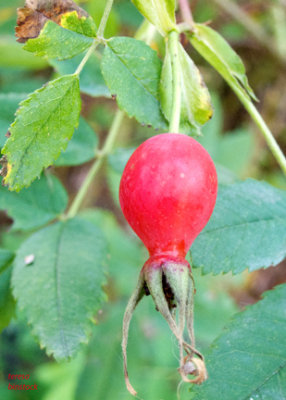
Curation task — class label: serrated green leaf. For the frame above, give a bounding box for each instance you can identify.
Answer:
[131,0,176,36]
[61,11,97,37]
[23,20,94,61]
[0,174,68,231]
[189,24,257,101]
[55,117,98,166]
[0,267,15,333]
[192,284,286,400]
[192,179,286,274]
[12,217,108,360]
[160,42,212,135]
[50,53,110,98]
[101,37,167,129]
[0,249,14,274]
[2,74,81,191]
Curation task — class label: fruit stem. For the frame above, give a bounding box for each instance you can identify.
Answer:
[168,30,182,133]
[228,80,286,175]
[67,111,124,219]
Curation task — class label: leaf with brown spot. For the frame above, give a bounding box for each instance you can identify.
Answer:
[16,0,89,43]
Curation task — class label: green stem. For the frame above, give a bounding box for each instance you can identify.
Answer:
[75,40,98,75]
[75,0,114,75]
[97,0,114,37]
[67,111,124,218]
[168,30,181,133]
[229,81,286,175]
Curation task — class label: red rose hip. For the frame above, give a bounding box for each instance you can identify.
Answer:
[120,133,217,396]
[119,133,217,259]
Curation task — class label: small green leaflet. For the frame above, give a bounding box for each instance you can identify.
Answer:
[2,74,81,191]
[102,37,167,129]
[23,20,94,61]
[191,284,286,400]
[189,24,257,101]
[0,174,68,231]
[131,0,176,36]
[50,53,110,98]
[12,217,108,361]
[0,267,15,333]
[160,42,213,135]
[55,117,98,166]
[192,179,286,274]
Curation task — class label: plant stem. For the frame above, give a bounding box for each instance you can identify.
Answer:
[67,110,124,218]
[229,80,286,175]
[97,0,114,37]
[178,0,194,27]
[75,0,114,75]
[75,40,98,75]
[168,30,181,133]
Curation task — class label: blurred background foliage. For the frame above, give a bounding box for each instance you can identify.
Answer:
[0,0,285,399]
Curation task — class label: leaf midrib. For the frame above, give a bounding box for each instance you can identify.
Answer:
[54,222,70,357]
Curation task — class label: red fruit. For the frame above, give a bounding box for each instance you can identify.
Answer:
[120,133,217,396]
[119,133,217,259]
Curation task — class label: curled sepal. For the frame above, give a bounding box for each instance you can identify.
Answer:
[122,272,145,396]
[122,256,207,396]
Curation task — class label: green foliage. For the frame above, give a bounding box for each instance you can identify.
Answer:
[131,0,176,36]
[192,179,286,274]
[0,174,68,231]
[2,75,81,190]
[80,209,145,295]
[160,42,213,135]
[23,20,94,61]
[199,93,254,176]
[50,53,110,98]
[189,24,257,101]
[12,217,108,360]
[191,284,286,399]
[101,37,167,129]
[55,118,98,166]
